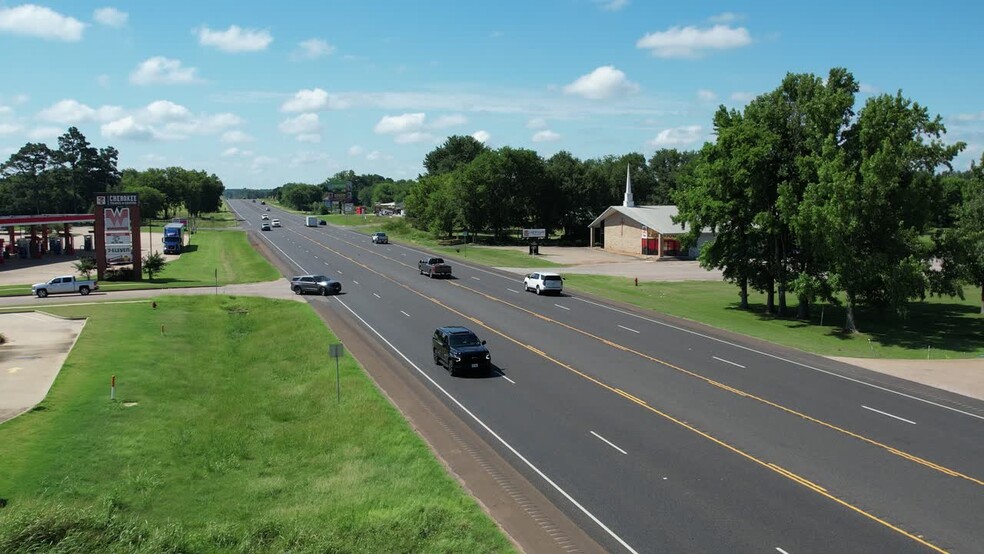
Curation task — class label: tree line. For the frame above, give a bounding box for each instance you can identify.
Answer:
[672,68,982,329]
[0,127,224,219]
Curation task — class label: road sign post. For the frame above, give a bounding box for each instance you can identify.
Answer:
[328,343,344,403]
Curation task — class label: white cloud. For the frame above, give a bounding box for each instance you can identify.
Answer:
[97,74,110,87]
[130,57,200,85]
[375,112,426,134]
[472,130,491,143]
[697,89,718,101]
[0,4,84,41]
[197,25,272,53]
[101,117,156,140]
[281,88,340,112]
[637,24,751,58]
[279,113,321,135]
[141,100,191,122]
[366,150,393,161]
[221,130,253,143]
[596,0,628,11]
[93,7,127,28]
[347,145,364,156]
[954,112,984,122]
[431,114,467,128]
[296,133,321,143]
[563,66,640,100]
[394,132,435,144]
[0,123,23,135]
[859,83,879,94]
[532,130,561,142]
[709,12,741,24]
[221,147,252,158]
[294,38,335,60]
[647,125,702,147]
[526,117,547,129]
[730,91,756,103]
[251,155,277,172]
[37,99,123,124]
[140,153,165,163]
[290,151,330,165]
[489,31,504,38]
[162,113,241,138]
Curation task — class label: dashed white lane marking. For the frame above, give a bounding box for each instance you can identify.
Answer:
[400,310,410,317]
[713,356,746,369]
[373,293,381,299]
[471,276,481,281]
[617,325,640,334]
[862,405,917,425]
[508,288,520,294]
[352,280,360,285]
[590,431,627,455]
[554,304,570,311]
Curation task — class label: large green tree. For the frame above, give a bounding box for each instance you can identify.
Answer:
[799,92,963,331]
[424,135,489,176]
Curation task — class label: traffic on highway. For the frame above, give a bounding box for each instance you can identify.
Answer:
[230,199,984,553]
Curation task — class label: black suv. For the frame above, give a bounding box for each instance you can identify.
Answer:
[432,326,491,376]
[290,275,342,295]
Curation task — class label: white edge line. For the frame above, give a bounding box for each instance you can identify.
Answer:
[861,405,917,425]
[617,324,640,334]
[554,304,570,311]
[572,296,984,422]
[331,296,638,554]
[590,431,627,455]
[712,356,746,369]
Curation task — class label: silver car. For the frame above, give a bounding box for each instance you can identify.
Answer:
[290,275,342,295]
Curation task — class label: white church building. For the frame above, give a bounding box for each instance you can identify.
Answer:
[587,166,714,258]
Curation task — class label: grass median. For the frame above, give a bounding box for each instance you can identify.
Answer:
[564,275,984,359]
[0,296,513,552]
[0,230,279,297]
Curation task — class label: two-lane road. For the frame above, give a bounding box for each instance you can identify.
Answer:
[230,200,984,553]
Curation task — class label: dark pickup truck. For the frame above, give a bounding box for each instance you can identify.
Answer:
[418,257,452,278]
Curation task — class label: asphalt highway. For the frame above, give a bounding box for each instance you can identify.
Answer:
[231,200,984,553]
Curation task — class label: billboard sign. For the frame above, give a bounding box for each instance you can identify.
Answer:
[522,228,546,239]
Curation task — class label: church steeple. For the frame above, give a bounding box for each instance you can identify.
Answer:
[623,164,635,207]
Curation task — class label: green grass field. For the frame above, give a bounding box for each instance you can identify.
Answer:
[564,275,984,359]
[0,230,279,297]
[0,296,513,553]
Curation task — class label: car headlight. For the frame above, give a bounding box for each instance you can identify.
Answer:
[450,353,461,361]
[485,353,491,360]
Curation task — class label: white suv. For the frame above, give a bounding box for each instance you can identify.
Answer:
[524,272,563,295]
[272,219,281,227]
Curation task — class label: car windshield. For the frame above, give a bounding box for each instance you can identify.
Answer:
[449,333,481,347]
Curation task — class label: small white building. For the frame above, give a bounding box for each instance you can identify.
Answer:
[587,166,712,258]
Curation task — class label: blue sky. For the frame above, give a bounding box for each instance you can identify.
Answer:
[1,1,982,188]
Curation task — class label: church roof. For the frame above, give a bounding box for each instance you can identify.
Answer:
[587,205,690,234]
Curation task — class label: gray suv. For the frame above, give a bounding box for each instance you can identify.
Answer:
[290,275,342,295]
[432,326,491,376]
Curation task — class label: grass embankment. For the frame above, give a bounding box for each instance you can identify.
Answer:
[0,296,513,552]
[565,275,984,359]
[0,230,279,297]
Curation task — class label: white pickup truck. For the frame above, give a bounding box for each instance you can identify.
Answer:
[31,276,98,298]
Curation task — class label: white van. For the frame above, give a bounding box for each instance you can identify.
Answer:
[305,216,318,227]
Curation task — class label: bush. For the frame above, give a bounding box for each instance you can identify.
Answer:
[0,333,6,345]
[103,268,134,281]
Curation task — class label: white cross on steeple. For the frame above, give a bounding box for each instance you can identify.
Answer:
[623,164,634,207]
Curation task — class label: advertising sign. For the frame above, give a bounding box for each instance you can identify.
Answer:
[522,228,546,239]
[103,207,133,264]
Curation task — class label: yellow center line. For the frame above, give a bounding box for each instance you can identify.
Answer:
[294,230,948,553]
